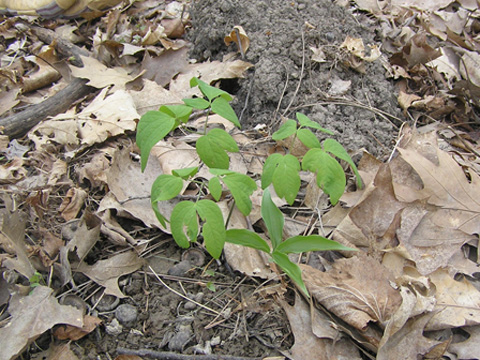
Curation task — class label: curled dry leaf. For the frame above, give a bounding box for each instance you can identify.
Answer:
[224,26,250,55]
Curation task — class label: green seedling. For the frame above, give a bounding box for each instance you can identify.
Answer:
[226,188,356,296]
[136,77,360,295]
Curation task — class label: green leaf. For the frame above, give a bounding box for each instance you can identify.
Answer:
[222,173,257,215]
[323,138,362,188]
[196,128,239,169]
[226,229,271,253]
[170,201,198,248]
[208,176,222,201]
[272,120,297,140]
[172,166,198,180]
[196,200,225,259]
[276,235,357,254]
[136,110,176,172]
[261,188,284,250]
[183,97,210,110]
[261,153,282,189]
[271,251,308,296]
[297,128,321,149]
[211,97,241,128]
[271,154,301,205]
[161,104,192,124]
[296,112,334,135]
[209,168,234,176]
[191,77,233,102]
[302,149,346,205]
[151,174,183,201]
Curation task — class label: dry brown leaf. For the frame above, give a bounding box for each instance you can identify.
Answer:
[22,46,61,94]
[278,293,338,360]
[449,325,480,359]
[0,286,83,360]
[398,146,480,235]
[53,314,102,340]
[128,79,183,115]
[141,47,189,87]
[70,55,134,90]
[459,49,480,88]
[301,254,403,331]
[59,188,88,221]
[427,269,480,330]
[76,251,144,298]
[391,0,455,12]
[376,312,440,360]
[224,242,274,280]
[0,158,27,184]
[391,33,441,68]
[31,342,80,360]
[224,26,250,55]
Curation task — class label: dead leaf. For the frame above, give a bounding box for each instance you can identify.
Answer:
[0,286,83,360]
[0,158,27,184]
[224,26,250,55]
[59,188,88,221]
[459,49,480,88]
[449,325,480,359]
[76,251,144,298]
[128,79,183,115]
[31,342,80,360]
[69,55,134,90]
[54,314,102,340]
[302,254,403,331]
[142,47,189,87]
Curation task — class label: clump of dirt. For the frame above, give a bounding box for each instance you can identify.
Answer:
[189,0,404,158]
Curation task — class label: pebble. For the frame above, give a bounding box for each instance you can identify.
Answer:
[105,318,123,336]
[91,293,120,312]
[168,324,193,351]
[168,260,193,277]
[115,304,138,326]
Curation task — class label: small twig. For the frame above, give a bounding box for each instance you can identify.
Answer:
[148,265,222,316]
[117,347,262,360]
[234,27,245,59]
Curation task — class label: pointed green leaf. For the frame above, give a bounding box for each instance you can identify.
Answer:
[323,138,362,188]
[170,201,198,248]
[261,188,284,250]
[172,166,198,180]
[271,154,301,205]
[302,149,346,205]
[211,97,241,128]
[151,174,183,202]
[296,112,333,134]
[196,200,225,259]
[208,176,222,201]
[136,110,176,171]
[222,173,257,215]
[271,251,308,296]
[261,153,282,189]
[161,104,193,124]
[209,168,234,176]
[191,77,233,102]
[183,97,210,110]
[297,128,321,149]
[272,120,297,140]
[226,229,271,253]
[196,128,239,169]
[276,235,357,254]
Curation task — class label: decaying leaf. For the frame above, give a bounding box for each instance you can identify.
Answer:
[76,251,144,298]
[0,286,83,360]
[53,314,102,341]
[301,254,403,331]
[224,26,250,55]
[59,187,88,221]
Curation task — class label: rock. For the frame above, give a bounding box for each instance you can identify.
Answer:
[115,304,138,326]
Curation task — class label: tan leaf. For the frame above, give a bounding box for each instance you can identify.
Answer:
[59,188,88,221]
[128,79,183,115]
[398,146,480,235]
[449,325,480,359]
[301,254,403,331]
[31,342,79,360]
[224,26,250,55]
[0,158,27,185]
[69,55,134,89]
[141,47,189,87]
[76,251,144,298]
[54,315,102,341]
[0,286,83,360]
[459,49,480,88]
[427,269,480,330]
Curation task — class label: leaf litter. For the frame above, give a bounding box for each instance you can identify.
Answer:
[1,0,480,359]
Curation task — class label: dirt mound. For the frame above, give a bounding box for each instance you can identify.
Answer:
[189,0,403,158]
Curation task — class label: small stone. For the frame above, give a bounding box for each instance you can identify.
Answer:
[106,318,123,336]
[168,324,192,351]
[184,301,196,310]
[115,304,138,326]
[168,260,193,277]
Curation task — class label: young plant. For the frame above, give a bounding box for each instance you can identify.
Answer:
[226,188,356,296]
[136,77,359,295]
